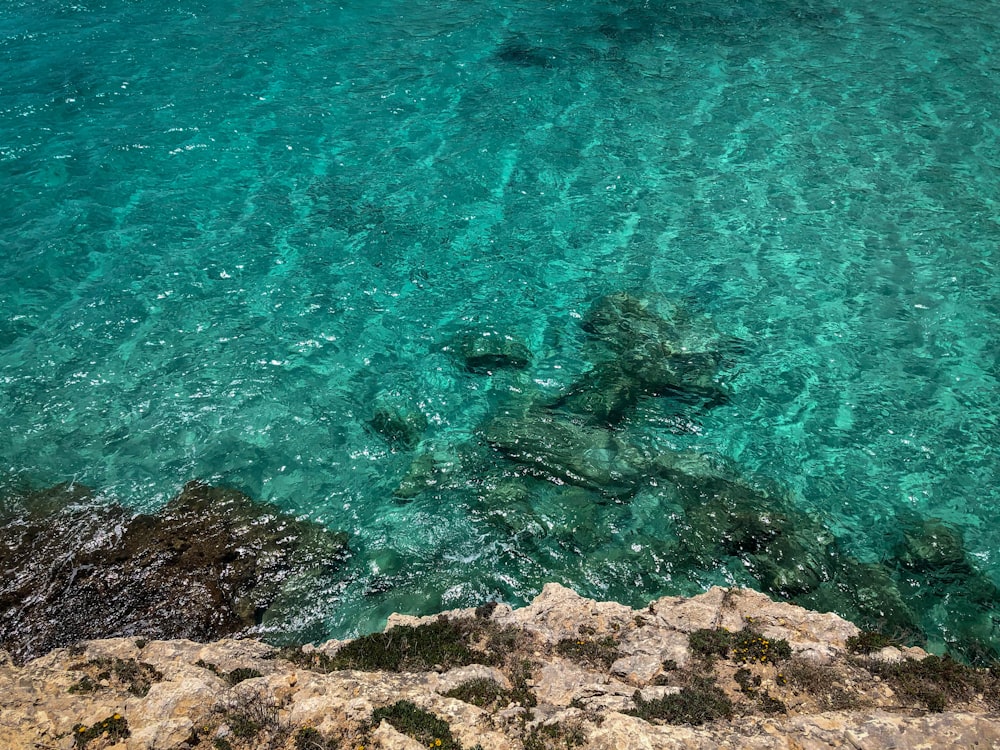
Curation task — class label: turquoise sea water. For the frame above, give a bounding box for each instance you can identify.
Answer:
[2,0,998,651]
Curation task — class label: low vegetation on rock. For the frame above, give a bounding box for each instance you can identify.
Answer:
[5,585,1000,750]
[67,657,162,697]
[371,700,462,750]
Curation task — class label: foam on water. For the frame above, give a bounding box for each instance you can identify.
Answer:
[1,0,998,647]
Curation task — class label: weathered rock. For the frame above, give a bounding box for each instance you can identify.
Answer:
[451,331,532,373]
[496,583,638,641]
[0,482,350,663]
[647,586,861,662]
[586,710,1000,750]
[2,584,998,750]
[532,660,634,710]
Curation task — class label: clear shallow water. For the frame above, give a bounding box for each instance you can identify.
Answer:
[1,0,998,648]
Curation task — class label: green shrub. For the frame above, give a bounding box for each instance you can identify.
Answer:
[555,636,620,669]
[335,619,476,671]
[276,618,526,675]
[443,677,513,709]
[782,660,862,711]
[67,675,99,694]
[371,700,460,750]
[846,631,898,655]
[733,667,760,696]
[865,655,999,713]
[758,691,787,714]
[688,628,731,659]
[226,667,264,685]
[218,686,280,738]
[331,617,524,672]
[630,677,733,725]
[67,657,162,697]
[731,629,791,664]
[72,714,129,747]
[195,660,264,685]
[295,726,330,750]
[509,659,539,708]
[523,720,587,750]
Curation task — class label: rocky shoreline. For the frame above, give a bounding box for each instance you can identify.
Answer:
[3,584,998,750]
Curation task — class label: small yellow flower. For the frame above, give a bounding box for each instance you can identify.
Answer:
[113,714,121,720]
[77,727,86,733]
[435,740,442,747]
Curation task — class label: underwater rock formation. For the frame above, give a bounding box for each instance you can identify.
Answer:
[895,517,968,572]
[552,292,737,425]
[484,406,648,498]
[369,391,428,449]
[494,39,556,68]
[0,481,351,664]
[449,330,532,374]
[393,445,474,500]
[889,517,1000,665]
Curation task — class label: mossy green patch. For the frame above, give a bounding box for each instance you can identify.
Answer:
[286,616,526,674]
[294,726,339,750]
[555,636,620,669]
[523,720,587,750]
[442,677,514,709]
[216,686,281,739]
[688,628,731,659]
[371,700,460,750]
[195,659,264,686]
[630,676,733,725]
[731,629,791,664]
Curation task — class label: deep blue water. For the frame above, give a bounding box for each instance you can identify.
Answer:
[2,0,998,651]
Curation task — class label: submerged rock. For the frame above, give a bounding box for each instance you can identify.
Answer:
[895,517,967,572]
[483,407,647,497]
[0,481,350,664]
[393,444,477,500]
[368,391,428,449]
[495,39,555,68]
[551,362,642,425]
[450,330,532,374]
[663,471,834,598]
[554,292,736,424]
[581,291,728,358]
[889,516,1000,663]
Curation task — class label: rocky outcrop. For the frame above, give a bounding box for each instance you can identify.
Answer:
[2,584,997,750]
[0,482,352,664]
